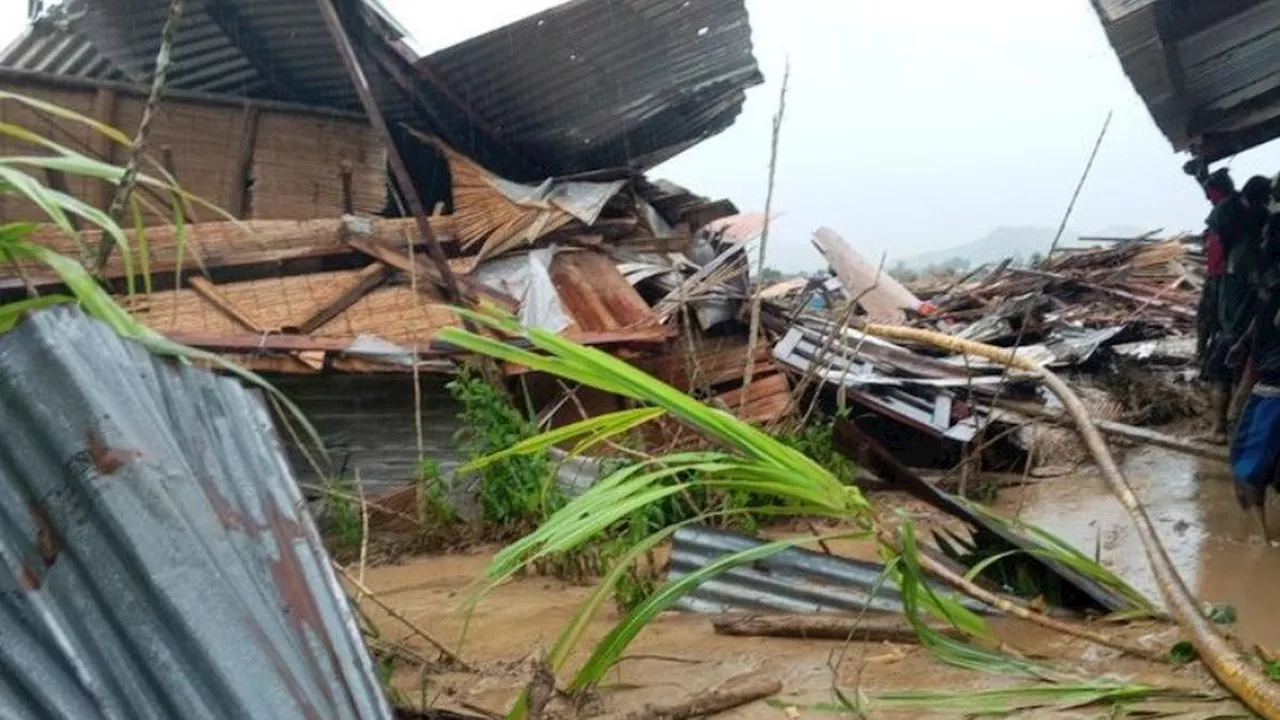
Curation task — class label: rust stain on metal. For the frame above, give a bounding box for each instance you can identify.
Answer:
[20,563,40,591]
[550,251,656,331]
[29,501,61,568]
[263,500,342,710]
[197,470,254,534]
[85,429,140,475]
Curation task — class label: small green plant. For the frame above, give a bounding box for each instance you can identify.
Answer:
[1170,641,1197,665]
[414,459,457,527]
[778,411,857,486]
[321,475,363,553]
[449,367,562,535]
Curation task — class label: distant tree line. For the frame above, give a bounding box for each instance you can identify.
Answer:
[888,252,1045,284]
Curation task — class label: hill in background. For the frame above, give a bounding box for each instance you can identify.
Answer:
[897,224,1151,272]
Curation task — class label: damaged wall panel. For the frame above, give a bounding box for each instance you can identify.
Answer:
[0,307,391,720]
[0,72,386,223]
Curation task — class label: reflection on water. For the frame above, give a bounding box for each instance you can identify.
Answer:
[1001,446,1280,649]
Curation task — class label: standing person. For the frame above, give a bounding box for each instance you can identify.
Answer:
[1226,176,1275,426]
[1198,168,1245,442]
[1230,259,1280,543]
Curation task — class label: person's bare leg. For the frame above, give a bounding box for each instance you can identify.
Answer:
[1259,504,1272,546]
[1209,384,1230,442]
[1229,371,1256,432]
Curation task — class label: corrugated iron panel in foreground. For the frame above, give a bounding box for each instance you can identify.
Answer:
[669,526,986,615]
[0,308,390,720]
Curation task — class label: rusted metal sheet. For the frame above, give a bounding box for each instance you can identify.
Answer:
[550,251,657,332]
[0,307,392,719]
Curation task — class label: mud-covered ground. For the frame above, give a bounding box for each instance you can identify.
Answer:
[350,445,1276,718]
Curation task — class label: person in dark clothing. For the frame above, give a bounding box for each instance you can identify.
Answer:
[1199,169,1249,441]
[1225,176,1274,425]
[1230,264,1280,543]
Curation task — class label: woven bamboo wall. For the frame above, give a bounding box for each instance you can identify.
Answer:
[0,81,98,222]
[252,112,386,219]
[0,76,386,224]
[113,95,242,217]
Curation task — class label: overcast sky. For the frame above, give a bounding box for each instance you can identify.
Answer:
[9,1,1280,272]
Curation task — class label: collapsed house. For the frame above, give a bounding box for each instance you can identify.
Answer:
[1,0,778,493]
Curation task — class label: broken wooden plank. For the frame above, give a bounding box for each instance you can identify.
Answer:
[287,263,393,334]
[812,227,921,323]
[188,277,272,333]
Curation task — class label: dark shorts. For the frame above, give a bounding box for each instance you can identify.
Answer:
[1230,391,1280,508]
[1199,275,1221,339]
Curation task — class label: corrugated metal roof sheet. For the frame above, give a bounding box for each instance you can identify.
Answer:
[422,0,763,173]
[0,307,392,720]
[668,526,988,615]
[1093,0,1280,160]
[1,0,762,177]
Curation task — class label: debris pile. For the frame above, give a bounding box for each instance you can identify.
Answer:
[917,237,1200,344]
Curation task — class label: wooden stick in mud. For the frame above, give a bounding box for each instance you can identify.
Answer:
[712,612,964,644]
[334,562,472,671]
[996,399,1228,463]
[608,671,783,720]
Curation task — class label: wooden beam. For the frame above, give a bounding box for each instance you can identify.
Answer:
[339,161,354,215]
[90,87,116,211]
[995,399,1228,462]
[227,106,260,219]
[346,235,518,307]
[286,262,392,334]
[188,277,271,333]
[0,216,458,300]
[165,327,670,355]
[43,169,81,232]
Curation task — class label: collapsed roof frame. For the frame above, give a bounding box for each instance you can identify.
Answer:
[1093,0,1280,161]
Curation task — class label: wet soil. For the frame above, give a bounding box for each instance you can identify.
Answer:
[356,549,1236,719]
[349,440,1280,719]
[1002,445,1280,653]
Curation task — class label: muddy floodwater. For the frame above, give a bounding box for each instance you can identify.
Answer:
[1005,445,1280,652]
[346,445,1280,717]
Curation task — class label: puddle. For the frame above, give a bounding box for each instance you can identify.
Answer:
[1001,446,1280,650]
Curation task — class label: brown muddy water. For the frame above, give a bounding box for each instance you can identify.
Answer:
[1004,445,1280,652]
[352,446,1267,718]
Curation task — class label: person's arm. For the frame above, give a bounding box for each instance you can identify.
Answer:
[1230,318,1258,365]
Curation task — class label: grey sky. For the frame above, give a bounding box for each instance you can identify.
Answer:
[8,1,1280,272]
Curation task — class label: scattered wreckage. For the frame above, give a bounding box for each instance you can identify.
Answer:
[0,0,1230,715]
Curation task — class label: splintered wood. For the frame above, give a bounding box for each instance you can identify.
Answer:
[430,139,575,266]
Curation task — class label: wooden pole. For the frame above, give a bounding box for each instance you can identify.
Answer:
[996,399,1227,462]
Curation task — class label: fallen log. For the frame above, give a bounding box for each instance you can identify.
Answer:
[996,399,1228,463]
[712,612,964,643]
[606,671,782,720]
